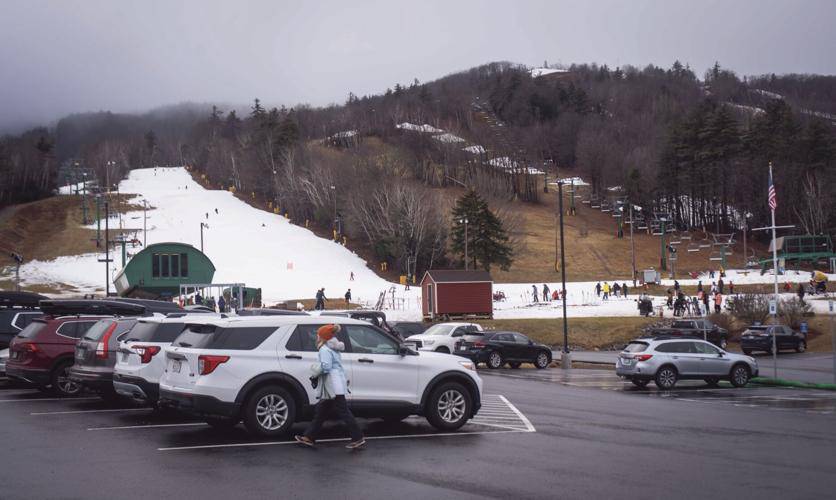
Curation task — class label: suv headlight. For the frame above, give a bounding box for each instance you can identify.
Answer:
[459,361,475,371]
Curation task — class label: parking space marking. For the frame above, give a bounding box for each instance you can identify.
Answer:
[158,429,530,452]
[31,408,151,416]
[88,422,207,431]
[0,397,99,403]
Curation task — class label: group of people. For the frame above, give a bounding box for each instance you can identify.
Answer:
[664,279,728,317]
[531,284,565,302]
[595,282,629,300]
[193,292,233,312]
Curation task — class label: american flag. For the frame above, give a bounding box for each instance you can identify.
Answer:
[768,169,777,211]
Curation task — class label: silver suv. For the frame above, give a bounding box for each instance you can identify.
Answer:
[616,337,758,389]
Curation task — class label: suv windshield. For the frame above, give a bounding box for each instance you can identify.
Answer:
[624,341,649,353]
[424,324,456,336]
[174,325,277,350]
[16,320,46,339]
[83,320,115,341]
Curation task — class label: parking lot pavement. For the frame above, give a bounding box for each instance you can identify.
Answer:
[1,374,835,499]
[479,368,836,415]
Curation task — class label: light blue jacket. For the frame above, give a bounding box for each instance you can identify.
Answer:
[316,338,348,399]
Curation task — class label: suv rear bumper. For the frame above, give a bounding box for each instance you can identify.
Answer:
[113,373,159,403]
[5,365,50,387]
[68,367,113,392]
[159,389,239,418]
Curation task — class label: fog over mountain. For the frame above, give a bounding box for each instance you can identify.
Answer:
[1,0,835,133]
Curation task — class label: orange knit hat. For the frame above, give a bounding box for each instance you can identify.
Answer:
[317,324,341,341]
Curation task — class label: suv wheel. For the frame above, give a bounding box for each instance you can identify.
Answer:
[730,364,751,388]
[435,346,450,354]
[426,382,471,431]
[795,341,806,353]
[487,351,503,369]
[51,361,81,397]
[654,366,678,390]
[534,352,550,369]
[243,386,296,437]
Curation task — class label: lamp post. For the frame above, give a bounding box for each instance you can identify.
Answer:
[458,218,469,270]
[82,172,89,225]
[621,203,641,286]
[200,222,209,253]
[557,181,571,369]
[330,185,337,240]
[659,217,668,271]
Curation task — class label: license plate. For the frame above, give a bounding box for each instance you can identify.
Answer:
[172,360,182,373]
[459,345,468,351]
[621,358,634,365]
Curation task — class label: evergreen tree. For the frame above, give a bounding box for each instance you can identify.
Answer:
[450,191,513,271]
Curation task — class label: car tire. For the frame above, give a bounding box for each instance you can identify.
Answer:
[654,365,678,390]
[703,377,720,387]
[50,361,82,397]
[795,341,806,353]
[534,351,550,369]
[631,378,650,388]
[243,385,296,437]
[509,362,522,369]
[206,416,240,430]
[435,346,450,354]
[426,382,471,431]
[730,364,751,388]
[487,351,503,369]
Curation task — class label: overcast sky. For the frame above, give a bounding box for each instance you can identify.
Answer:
[1,0,834,132]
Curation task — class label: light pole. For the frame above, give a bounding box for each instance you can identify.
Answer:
[11,252,23,292]
[82,172,89,225]
[200,222,209,253]
[558,181,571,369]
[659,217,668,271]
[330,185,337,240]
[621,203,641,286]
[458,218,469,270]
[142,199,148,247]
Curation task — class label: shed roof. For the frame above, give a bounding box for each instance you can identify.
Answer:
[423,270,492,283]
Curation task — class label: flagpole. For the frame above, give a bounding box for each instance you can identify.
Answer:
[769,161,779,379]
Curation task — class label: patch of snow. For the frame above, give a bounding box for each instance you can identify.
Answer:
[607,186,623,192]
[488,157,517,169]
[726,102,765,115]
[57,181,92,195]
[329,130,357,139]
[396,122,443,133]
[433,133,465,144]
[553,176,589,186]
[751,89,783,100]
[530,67,568,78]
[463,145,486,154]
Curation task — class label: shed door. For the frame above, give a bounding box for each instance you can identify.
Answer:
[427,284,434,314]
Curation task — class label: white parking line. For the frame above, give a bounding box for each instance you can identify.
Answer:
[158,428,530,452]
[0,397,99,403]
[88,422,207,431]
[31,408,150,416]
[498,395,536,432]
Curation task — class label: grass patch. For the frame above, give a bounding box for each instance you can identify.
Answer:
[480,316,654,350]
[752,377,836,391]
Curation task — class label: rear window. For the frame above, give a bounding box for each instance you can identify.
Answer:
[623,341,648,353]
[82,320,115,341]
[126,322,187,343]
[12,312,42,330]
[16,320,47,339]
[174,325,277,350]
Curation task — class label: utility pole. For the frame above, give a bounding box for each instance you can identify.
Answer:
[558,181,571,369]
[95,195,102,247]
[82,172,89,225]
[659,218,667,271]
[629,203,637,286]
[11,253,23,292]
[459,218,469,270]
[97,202,113,296]
[330,185,337,240]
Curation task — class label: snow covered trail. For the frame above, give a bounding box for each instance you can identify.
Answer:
[20,167,410,307]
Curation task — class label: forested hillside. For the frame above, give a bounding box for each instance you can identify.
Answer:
[1,61,834,279]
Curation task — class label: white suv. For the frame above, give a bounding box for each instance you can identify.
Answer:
[404,323,484,354]
[158,316,483,436]
[113,314,219,405]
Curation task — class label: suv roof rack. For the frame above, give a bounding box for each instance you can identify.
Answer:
[39,299,147,318]
[0,291,48,309]
[237,308,309,317]
[110,298,183,314]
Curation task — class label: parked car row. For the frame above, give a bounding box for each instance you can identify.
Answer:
[4,298,484,437]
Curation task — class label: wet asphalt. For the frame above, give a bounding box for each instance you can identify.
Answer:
[0,369,834,500]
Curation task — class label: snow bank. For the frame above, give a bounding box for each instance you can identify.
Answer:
[530,67,568,78]
[726,102,765,116]
[329,130,357,138]
[57,181,92,195]
[752,89,783,100]
[463,145,486,154]
[433,133,465,144]
[396,123,443,133]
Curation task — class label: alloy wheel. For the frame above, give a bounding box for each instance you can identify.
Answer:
[536,352,549,368]
[437,389,466,424]
[56,368,81,396]
[255,393,289,431]
[489,352,502,368]
[733,367,749,386]
[658,368,676,389]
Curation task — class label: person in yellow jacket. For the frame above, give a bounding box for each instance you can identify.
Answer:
[602,282,611,300]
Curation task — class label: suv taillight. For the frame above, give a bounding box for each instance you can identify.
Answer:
[472,341,485,349]
[132,345,161,364]
[96,323,119,359]
[198,355,229,375]
[16,343,39,354]
[635,354,653,361]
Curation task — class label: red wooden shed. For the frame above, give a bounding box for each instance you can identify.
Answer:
[420,270,493,320]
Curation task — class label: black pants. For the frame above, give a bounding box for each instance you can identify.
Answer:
[304,395,363,442]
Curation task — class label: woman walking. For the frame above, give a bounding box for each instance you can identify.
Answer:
[295,324,365,449]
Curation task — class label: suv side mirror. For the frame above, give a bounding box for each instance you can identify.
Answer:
[399,345,417,356]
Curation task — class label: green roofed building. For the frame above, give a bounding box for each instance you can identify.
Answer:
[113,242,216,298]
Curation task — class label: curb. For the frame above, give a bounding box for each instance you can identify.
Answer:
[751,377,836,391]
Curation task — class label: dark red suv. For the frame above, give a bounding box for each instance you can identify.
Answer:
[5,300,147,396]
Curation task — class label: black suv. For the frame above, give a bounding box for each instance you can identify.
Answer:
[741,324,806,354]
[0,291,46,348]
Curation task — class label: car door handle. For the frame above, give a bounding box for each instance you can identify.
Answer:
[358,358,374,364]
[285,354,302,359]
